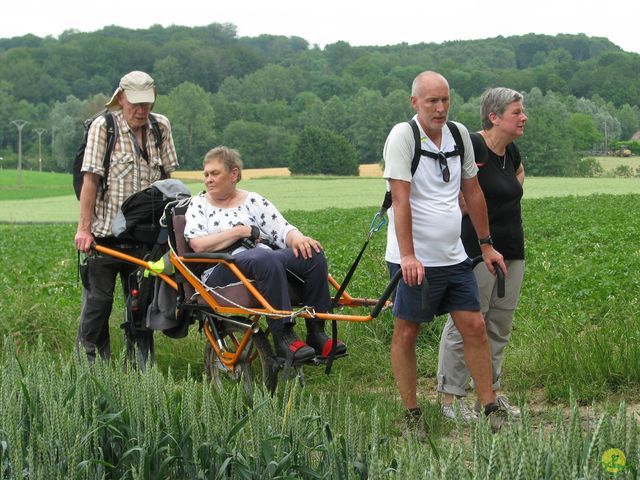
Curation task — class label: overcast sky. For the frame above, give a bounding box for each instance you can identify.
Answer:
[2,0,639,54]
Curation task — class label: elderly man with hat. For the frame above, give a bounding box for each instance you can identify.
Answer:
[74,70,178,362]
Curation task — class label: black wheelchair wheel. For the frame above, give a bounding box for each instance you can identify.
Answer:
[204,321,277,394]
[122,305,155,372]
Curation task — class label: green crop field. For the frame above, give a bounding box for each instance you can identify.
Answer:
[1,190,640,477]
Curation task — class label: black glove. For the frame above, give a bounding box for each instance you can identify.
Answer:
[240,225,260,249]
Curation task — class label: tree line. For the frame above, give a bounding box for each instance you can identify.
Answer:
[0,24,639,176]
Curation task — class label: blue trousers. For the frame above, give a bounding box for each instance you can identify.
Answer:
[204,247,330,335]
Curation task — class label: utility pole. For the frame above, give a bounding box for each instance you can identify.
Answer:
[34,128,47,172]
[11,119,29,187]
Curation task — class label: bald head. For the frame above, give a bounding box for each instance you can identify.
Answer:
[410,71,451,137]
[411,71,449,97]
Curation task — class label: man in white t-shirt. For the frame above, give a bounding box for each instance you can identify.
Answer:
[384,71,508,434]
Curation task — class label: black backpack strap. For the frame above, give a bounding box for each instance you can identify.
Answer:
[446,121,465,161]
[410,119,464,162]
[149,113,167,179]
[408,119,422,175]
[381,190,393,217]
[380,119,465,212]
[380,119,422,214]
[100,112,117,199]
[149,113,163,149]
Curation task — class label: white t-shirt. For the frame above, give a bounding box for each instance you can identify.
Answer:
[383,117,478,267]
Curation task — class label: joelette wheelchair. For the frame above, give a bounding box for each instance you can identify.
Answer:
[94,198,402,392]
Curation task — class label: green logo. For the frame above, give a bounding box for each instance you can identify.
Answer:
[602,448,626,474]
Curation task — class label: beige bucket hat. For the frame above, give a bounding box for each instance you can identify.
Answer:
[105,71,156,111]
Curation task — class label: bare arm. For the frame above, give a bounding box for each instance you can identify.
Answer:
[458,190,468,216]
[188,225,253,253]
[460,176,489,239]
[74,173,99,252]
[389,179,424,286]
[516,163,525,185]
[460,176,506,276]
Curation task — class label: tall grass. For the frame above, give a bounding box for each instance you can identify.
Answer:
[1,339,639,479]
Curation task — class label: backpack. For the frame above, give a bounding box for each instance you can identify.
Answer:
[382,119,465,211]
[112,179,191,244]
[72,110,164,200]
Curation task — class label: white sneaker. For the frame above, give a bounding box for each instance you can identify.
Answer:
[442,400,478,423]
[495,394,521,419]
[475,394,521,419]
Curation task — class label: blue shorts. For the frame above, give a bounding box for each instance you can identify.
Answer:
[388,258,480,324]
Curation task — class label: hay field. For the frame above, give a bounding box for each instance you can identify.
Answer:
[172,163,384,181]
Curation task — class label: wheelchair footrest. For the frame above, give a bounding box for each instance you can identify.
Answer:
[314,352,348,364]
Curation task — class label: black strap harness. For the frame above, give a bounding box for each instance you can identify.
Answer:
[381,118,465,215]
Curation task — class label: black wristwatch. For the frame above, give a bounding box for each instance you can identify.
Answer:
[478,235,493,246]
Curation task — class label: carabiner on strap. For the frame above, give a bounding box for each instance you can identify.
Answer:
[368,211,387,240]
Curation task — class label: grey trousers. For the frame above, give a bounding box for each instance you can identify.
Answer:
[436,259,525,396]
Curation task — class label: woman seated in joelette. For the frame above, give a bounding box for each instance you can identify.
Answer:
[184,146,347,364]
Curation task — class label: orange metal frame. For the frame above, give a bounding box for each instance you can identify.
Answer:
[94,244,391,371]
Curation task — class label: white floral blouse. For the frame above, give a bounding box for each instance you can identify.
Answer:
[184,191,297,252]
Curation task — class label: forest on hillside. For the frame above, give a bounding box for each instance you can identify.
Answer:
[0,23,639,175]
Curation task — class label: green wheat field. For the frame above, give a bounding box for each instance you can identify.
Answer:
[1,170,639,478]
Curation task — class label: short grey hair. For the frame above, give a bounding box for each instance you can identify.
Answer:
[480,87,524,130]
[203,146,243,182]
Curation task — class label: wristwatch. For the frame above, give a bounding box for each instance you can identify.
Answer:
[478,235,493,246]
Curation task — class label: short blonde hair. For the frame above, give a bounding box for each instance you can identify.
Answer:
[203,146,243,182]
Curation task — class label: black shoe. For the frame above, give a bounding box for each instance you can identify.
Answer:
[306,330,347,359]
[274,326,316,364]
[483,402,509,433]
[403,408,427,441]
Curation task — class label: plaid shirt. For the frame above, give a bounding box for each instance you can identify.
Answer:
[81,110,179,238]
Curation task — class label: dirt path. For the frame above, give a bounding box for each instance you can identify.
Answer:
[418,381,640,439]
